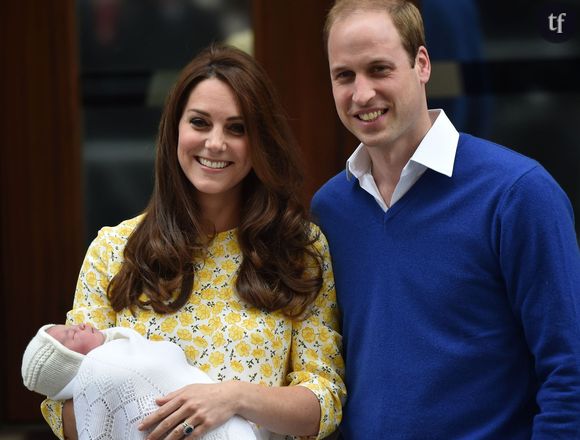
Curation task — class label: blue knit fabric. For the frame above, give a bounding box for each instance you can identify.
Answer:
[312,133,580,439]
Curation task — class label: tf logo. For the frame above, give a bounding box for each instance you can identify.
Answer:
[536,2,577,42]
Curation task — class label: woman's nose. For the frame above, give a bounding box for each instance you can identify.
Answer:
[205,130,226,151]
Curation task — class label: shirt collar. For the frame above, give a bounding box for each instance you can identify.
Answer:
[346,109,459,180]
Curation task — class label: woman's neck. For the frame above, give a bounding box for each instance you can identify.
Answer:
[195,189,242,234]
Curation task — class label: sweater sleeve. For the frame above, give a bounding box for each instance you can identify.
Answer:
[497,166,580,437]
[286,226,346,439]
[40,222,124,438]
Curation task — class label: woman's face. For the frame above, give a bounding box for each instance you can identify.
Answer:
[177,78,252,207]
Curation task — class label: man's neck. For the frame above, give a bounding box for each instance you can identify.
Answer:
[366,112,434,206]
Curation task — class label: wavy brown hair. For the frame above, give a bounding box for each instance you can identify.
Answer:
[107,44,323,318]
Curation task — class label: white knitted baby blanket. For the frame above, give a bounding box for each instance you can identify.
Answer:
[71,327,257,440]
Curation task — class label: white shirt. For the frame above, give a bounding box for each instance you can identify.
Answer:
[346,109,459,211]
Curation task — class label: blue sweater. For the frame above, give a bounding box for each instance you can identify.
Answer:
[311,134,580,439]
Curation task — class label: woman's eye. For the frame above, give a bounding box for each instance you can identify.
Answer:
[229,123,245,135]
[190,118,208,128]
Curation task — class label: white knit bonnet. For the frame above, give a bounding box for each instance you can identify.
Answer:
[21,324,85,399]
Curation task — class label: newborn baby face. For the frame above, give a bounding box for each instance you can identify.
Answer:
[47,323,105,355]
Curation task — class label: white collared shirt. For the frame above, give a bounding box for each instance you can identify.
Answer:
[346,109,459,212]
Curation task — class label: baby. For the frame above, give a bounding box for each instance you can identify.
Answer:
[22,323,257,440]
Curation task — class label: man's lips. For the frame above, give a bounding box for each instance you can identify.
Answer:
[355,109,387,122]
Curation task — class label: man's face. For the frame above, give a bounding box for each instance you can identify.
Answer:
[328,10,431,151]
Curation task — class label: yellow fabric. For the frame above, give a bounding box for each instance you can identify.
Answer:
[41,216,345,439]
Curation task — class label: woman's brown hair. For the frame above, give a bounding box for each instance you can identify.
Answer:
[107,44,323,318]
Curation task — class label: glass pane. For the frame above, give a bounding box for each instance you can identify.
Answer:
[78,0,252,244]
[424,0,579,235]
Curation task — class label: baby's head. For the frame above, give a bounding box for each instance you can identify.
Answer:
[46,323,105,354]
[21,323,105,398]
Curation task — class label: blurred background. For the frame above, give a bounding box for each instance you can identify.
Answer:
[1,0,578,437]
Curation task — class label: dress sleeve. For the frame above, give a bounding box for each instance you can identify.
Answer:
[40,224,121,438]
[286,226,346,439]
[497,166,580,437]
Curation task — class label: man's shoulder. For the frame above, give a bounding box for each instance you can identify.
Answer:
[457,133,545,185]
[459,133,539,171]
[312,171,351,205]
[457,133,572,208]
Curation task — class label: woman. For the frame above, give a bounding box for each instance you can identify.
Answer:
[41,44,345,440]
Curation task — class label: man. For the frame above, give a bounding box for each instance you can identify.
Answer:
[311,0,580,438]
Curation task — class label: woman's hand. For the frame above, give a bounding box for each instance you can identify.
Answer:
[138,381,239,439]
[139,380,320,438]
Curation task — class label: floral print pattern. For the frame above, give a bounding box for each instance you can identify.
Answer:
[41,216,345,439]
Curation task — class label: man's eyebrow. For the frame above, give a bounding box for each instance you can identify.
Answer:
[368,59,395,68]
[330,64,349,75]
[330,58,395,74]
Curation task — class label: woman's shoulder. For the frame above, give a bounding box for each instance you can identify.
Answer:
[305,221,321,236]
[306,221,330,251]
[94,214,145,244]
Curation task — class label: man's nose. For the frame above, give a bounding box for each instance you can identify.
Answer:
[352,76,376,105]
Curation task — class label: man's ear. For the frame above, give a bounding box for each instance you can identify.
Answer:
[415,46,431,84]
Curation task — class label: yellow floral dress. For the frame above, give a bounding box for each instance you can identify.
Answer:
[41,216,345,439]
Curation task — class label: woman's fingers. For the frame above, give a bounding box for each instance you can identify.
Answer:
[138,383,236,439]
[138,398,185,438]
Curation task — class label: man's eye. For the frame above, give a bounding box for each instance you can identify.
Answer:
[229,123,245,135]
[371,65,390,75]
[335,71,354,81]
